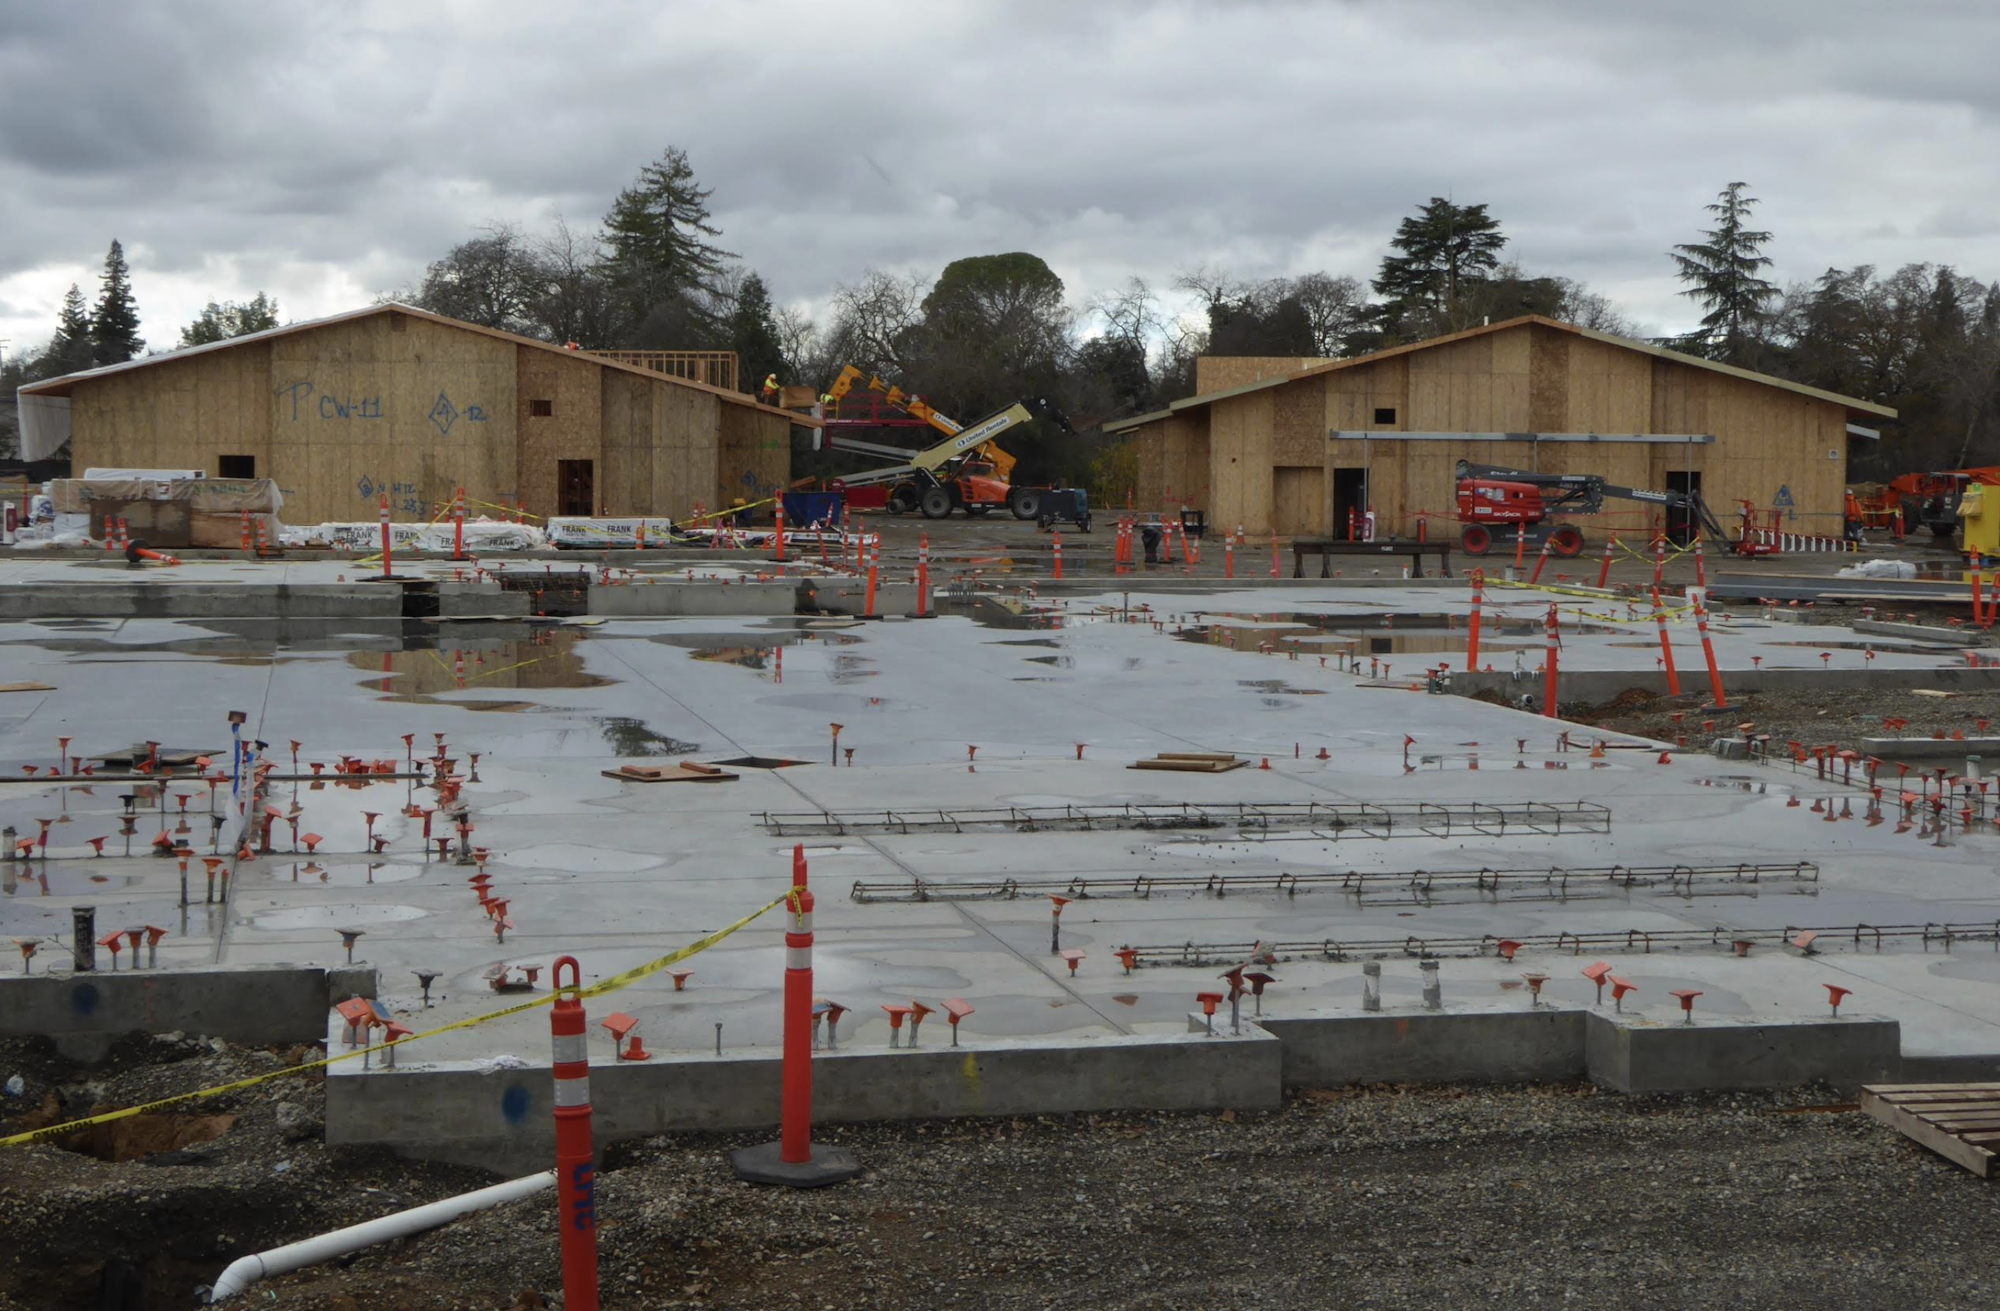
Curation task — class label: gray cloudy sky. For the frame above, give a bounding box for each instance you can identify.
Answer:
[3,0,1997,361]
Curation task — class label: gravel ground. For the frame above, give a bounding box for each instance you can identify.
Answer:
[1569,682,2000,755]
[3,1038,1996,1311]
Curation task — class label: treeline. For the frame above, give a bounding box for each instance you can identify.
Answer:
[5,157,1997,492]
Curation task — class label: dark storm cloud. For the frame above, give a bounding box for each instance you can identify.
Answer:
[3,0,1998,354]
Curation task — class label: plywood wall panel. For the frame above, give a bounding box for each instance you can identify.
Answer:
[517,346,603,517]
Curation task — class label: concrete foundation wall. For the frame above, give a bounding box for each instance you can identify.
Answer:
[328,1028,1282,1175]
[1586,1013,1900,1094]
[0,583,402,620]
[588,580,798,616]
[0,964,377,1061]
[325,1005,1915,1171]
[1260,1004,1588,1086]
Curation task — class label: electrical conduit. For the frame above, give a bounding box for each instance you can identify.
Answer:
[204,1170,555,1302]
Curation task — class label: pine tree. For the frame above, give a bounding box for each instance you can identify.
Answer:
[90,239,145,365]
[1370,198,1508,342]
[1669,183,1777,364]
[47,283,96,375]
[600,147,736,337]
[726,272,787,395]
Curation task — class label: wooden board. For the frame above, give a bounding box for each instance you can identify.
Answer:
[1860,1082,2000,1176]
[600,761,738,783]
[1129,753,1248,773]
[0,682,56,693]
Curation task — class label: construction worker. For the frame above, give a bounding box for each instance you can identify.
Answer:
[761,373,780,405]
[1844,488,1865,542]
[819,391,837,417]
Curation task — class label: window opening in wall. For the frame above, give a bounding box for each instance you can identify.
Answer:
[218,455,255,479]
[1373,407,1397,425]
[531,398,554,417]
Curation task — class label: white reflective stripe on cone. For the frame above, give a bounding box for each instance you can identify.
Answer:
[790,911,813,933]
[786,945,812,970]
[554,1076,591,1107]
[551,1033,587,1063]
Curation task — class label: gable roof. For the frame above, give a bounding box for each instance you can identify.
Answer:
[1104,314,1896,433]
[16,302,817,425]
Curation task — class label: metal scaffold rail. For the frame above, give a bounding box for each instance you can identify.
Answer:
[1116,920,2000,968]
[760,799,1612,839]
[848,861,1820,904]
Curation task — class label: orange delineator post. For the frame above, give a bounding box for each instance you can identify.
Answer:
[852,517,865,574]
[1652,586,1681,695]
[1652,533,1666,591]
[1529,535,1552,585]
[1186,524,1200,566]
[1542,603,1559,718]
[378,494,393,579]
[1694,537,1707,589]
[1052,528,1063,579]
[549,955,600,1311]
[240,510,252,554]
[453,487,466,561]
[1224,528,1234,579]
[863,534,879,617]
[1596,534,1616,589]
[1467,571,1484,669]
[1512,524,1526,572]
[916,533,930,617]
[781,844,814,1164]
[1269,533,1280,579]
[1693,592,1728,708]
[773,498,786,562]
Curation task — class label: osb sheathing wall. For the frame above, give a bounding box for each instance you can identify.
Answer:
[69,348,270,492]
[1134,321,1858,538]
[717,404,789,509]
[66,309,797,526]
[517,346,604,515]
[266,314,518,526]
[1194,356,1324,395]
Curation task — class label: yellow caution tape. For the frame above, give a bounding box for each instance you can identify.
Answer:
[0,891,792,1150]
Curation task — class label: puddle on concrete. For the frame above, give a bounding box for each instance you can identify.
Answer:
[1166,611,1603,657]
[350,636,611,706]
[994,638,1062,648]
[250,903,428,930]
[1025,655,1144,671]
[1111,994,1139,1006]
[1238,680,1327,696]
[650,630,818,652]
[597,717,700,757]
[3,867,140,896]
[278,861,425,886]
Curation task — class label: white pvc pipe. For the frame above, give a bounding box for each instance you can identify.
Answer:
[206,1170,554,1302]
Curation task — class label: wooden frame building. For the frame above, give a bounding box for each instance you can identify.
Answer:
[14,304,809,524]
[1107,316,1896,541]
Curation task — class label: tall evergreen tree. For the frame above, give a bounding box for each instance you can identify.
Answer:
[90,239,145,365]
[47,283,96,375]
[1669,182,1777,364]
[1369,198,1508,343]
[599,147,735,339]
[725,272,786,395]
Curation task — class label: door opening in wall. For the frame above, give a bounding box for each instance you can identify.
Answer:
[558,459,595,517]
[1665,470,1702,546]
[218,455,255,479]
[1331,466,1368,537]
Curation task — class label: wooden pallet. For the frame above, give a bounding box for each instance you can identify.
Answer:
[1859,1083,2000,1177]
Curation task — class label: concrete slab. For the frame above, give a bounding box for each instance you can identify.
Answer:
[2,572,1999,1146]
